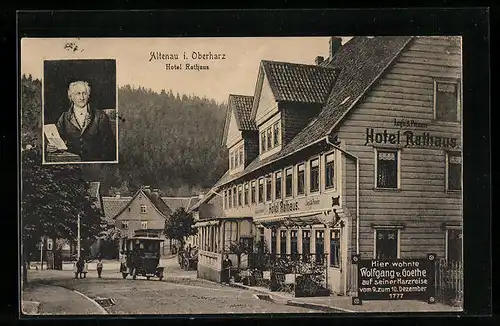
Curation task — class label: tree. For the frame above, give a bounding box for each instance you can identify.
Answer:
[228,239,254,269]
[164,208,197,249]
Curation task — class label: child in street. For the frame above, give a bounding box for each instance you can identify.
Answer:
[97,258,103,278]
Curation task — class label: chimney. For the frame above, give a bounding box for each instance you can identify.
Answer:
[152,188,159,197]
[315,56,324,65]
[143,186,151,194]
[329,37,343,58]
[115,192,121,198]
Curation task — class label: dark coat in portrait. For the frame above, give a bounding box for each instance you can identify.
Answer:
[56,105,116,162]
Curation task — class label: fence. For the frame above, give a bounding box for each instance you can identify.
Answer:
[435,259,463,306]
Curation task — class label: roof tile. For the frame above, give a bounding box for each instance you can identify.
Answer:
[228,94,256,131]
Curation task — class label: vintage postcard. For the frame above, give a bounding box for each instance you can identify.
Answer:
[20,36,464,315]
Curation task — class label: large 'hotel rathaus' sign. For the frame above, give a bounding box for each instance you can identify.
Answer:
[365,128,459,149]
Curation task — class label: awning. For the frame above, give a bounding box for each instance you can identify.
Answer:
[256,209,346,228]
[193,220,219,228]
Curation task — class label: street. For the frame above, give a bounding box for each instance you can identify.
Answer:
[22,257,317,315]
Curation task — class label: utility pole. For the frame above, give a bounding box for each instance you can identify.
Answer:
[77,212,81,259]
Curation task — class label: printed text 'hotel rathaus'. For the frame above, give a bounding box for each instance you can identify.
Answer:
[190,36,462,298]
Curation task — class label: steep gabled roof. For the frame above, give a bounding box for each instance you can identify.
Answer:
[161,196,199,212]
[111,189,172,220]
[102,196,132,223]
[251,60,341,119]
[214,36,413,189]
[229,94,256,131]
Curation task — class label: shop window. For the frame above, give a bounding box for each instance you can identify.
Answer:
[224,221,238,250]
[315,230,325,263]
[121,220,129,230]
[302,230,311,261]
[325,152,335,189]
[330,229,340,267]
[285,167,293,197]
[375,229,399,259]
[228,188,232,208]
[273,122,281,147]
[310,158,320,193]
[290,230,298,259]
[271,229,277,257]
[237,185,242,206]
[258,178,264,203]
[266,175,272,202]
[259,228,265,253]
[279,230,287,257]
[435,81,459,122]
[140,205,147,214]
[297,163,305,195]
[244,183,249,205]
[141,221,148,229]
[376,149,399,189]
[251,180,256,204]
[275,171,282,200]
[447,152,462,191]
[447,229,462,263]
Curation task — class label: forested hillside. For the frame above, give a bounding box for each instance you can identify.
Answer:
[21,75,229,196]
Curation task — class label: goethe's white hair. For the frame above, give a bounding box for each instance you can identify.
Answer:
[67,81,91,101]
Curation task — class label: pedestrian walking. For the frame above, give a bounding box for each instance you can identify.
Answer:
[76,256,85,279]
[73,261,79,279]
[97,258,103,278]
[222,254,233,284]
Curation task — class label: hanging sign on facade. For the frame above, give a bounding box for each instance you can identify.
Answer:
[351,254,436,305]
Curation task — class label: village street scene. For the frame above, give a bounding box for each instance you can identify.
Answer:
[20,35,463,316]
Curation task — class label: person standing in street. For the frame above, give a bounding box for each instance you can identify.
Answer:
[96,258,103,278]
[222,254,233,284]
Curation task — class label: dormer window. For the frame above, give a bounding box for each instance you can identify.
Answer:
[266,128,272,149]
[273,122,281,147]
[260,119,282,154]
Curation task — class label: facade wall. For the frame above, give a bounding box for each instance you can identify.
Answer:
[337,36,462,261]
[115,192,166,238]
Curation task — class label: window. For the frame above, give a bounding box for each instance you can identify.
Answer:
[140,205,147,214]
[283,167,293,197]
[231,152,235,169]
[235,150,239,167]
[224,221,238,250]
[273,122,281,147]
[244,183,249,205]
[290,230,298,259]
[447,152,462,191]
[237,185,242,206]
[228,188,232,208]
[447,229,462,263]
[375,229,399,259]
[266,175,272,202]
[315,230,325,263]
[251,181,256,204]
[232,187,237,208]
[302,230,311,261]
[297,163,305,195]
[239,147,244,166]
[224,190,228,209]
[330,229,340,267]
[325,153,335,189]
[121,220,129,229]
[271,229,277,256]
[259,228,265,253]
[435,81,459,122]
[376,150,399,189]
[258,178,264,203]
[310,158,320,193]
[280,230,287,257]
[266,127,272,150]
[141,221,148,229]
[128,207,131,212]
[275,171,282,200]
[261,132,266,153]
[46,239,53,251]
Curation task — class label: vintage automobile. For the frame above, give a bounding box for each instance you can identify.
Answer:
[120,235,165,281]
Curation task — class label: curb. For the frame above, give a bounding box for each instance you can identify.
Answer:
[73,290,109,314]
[225,282,352,313]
